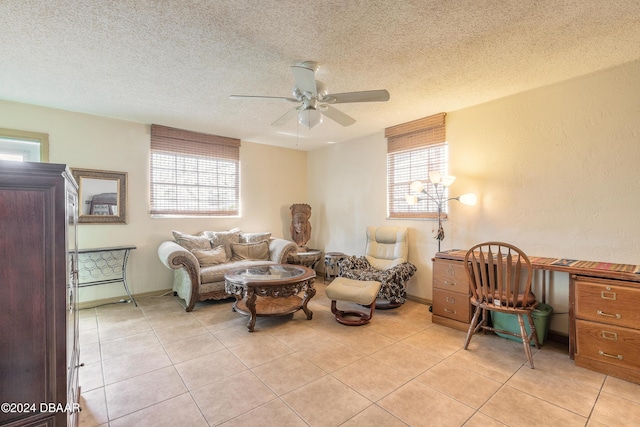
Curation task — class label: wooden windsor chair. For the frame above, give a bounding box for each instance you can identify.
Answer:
[463,242,540,368]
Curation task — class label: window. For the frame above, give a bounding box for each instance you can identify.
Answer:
[150,125,241,217]
[386,113,448,219]
[0,128,49,162]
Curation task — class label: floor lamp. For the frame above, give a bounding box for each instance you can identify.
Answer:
[405,171,476,252]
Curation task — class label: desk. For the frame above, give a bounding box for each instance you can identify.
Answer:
[436,249,640,279]
[433,249,640,384]
[78,245,137,306]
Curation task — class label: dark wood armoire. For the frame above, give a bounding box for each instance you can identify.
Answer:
[0,161,80,427]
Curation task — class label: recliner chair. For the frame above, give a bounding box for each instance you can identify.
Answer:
[338,226,417,308]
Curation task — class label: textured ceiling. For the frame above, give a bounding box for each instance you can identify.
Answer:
[1,1,639,151]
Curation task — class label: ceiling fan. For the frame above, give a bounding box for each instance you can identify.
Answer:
[229,61,390,129]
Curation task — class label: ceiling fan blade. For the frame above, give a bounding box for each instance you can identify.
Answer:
[230,95,298,102]
[326,89,390,104]
[291,64,317,97]
[271,107,299,126]
[322,106,356,126]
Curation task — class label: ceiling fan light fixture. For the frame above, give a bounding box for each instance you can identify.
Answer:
[230,61,390,130]
[298,108,323,129]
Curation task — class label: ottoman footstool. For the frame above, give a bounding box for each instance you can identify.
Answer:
[325,277,382,325]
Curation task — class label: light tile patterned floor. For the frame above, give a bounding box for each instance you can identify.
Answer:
[78,279,640,427]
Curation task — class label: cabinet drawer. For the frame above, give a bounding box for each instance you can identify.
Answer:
[433,261,469,294]
[576,319,640,371]
[575,279,640,329]
[432,289,471,323]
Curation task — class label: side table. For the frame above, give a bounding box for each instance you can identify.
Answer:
[324,252,347,282]
[287,249,323,270]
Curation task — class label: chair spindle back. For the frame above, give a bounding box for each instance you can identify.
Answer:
[465,242,534,309]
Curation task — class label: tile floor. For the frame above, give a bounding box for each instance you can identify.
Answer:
[78,279,640,427]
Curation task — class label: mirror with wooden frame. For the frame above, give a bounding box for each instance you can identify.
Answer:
[71,168,127,224]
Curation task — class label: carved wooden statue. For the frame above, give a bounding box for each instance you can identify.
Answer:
[290,203,312,249]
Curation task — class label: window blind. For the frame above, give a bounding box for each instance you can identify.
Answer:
[386,113,448,219]
[150,124,241,216]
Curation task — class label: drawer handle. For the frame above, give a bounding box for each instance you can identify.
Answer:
[445,297,456,304]
[447,265,456,276]
[600,291,617,300]
[600,331,618,341]
[597,310,621,319]
[598,350,623,360]
[444,308,457,314]
[443,280,457,286]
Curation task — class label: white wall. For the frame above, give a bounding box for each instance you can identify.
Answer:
[448,60,640,262]
[0,100,308,303]
[309,59,640,334]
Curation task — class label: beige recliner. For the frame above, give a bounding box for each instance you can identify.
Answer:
[338,226,417,308]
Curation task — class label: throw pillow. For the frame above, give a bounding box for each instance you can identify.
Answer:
[239,232,271,243]
[231,241,270,261]
[192,245,228,266]
[172,230,212,251]
[203,229,240,260]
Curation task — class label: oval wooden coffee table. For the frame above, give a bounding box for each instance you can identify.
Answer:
[224,264,316,332]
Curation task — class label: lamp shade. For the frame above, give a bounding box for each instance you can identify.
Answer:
[405,194,419,205]
[409,180,424,193]
[458,193,477,206]
[441,175,456,187]
[298,108,323,129]
[428,170,441,184]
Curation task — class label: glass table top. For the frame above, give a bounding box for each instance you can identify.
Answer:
[225,264,309,282]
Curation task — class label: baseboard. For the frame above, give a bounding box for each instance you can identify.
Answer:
[406,295,432,306]
[547,330,569,346]
[78,289,173,310]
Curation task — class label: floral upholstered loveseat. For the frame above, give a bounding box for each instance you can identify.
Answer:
[158,229,298,311]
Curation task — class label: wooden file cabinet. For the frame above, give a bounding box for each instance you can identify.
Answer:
[572,275,640,384]
[432,258,472,331]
